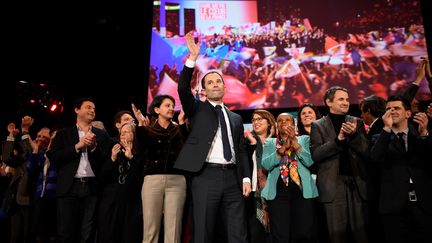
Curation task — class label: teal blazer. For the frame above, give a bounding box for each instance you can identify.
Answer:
[260,135,318,200]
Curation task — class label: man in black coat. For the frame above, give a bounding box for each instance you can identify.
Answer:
[370,95,432,243]
[48,98,111,243]
[174,31,251,243]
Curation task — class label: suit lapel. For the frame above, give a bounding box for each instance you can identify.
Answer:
[71,126,80,145]
[224,106,236,135]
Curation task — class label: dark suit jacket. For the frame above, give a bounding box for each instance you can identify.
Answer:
[47,126,111,197]
[310,115,370,203]
[367,118,384,142]
[174,66,250,186]
[370,124,432,214]
[2,137,33,206]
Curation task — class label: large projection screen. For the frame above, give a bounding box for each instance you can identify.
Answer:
[148,0,430,111]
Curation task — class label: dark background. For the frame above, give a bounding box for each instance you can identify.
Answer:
[2,0,152,136]
[1,0,431,137]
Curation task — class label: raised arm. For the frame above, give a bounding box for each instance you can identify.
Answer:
[178,31,201,118]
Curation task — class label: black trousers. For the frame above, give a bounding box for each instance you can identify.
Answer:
[267,177,316,243]
[57,180,98,243]
[191,165,247,243]
[245,194,270,243]
[382,201,432,243]
[10,205,32,243]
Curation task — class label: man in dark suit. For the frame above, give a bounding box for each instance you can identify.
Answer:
[174,31,251,243]
[370,95,432,243]
[359,95,386,243]
[360,95,386,141]
[48,98,111,243]
[310,86,370,243]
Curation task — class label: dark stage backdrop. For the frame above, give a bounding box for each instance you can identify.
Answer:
[149,0,431,111]
[2,1,153,137]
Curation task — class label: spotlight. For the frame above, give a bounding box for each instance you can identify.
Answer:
[50,103,58,112]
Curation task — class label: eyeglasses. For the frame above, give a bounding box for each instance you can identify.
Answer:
[251,117,265,123]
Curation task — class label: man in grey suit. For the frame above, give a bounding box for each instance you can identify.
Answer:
[174,31,251,243]
[310,86,370,243]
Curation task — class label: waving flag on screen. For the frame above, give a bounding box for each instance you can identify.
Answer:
[157,74,182,111]
[263,46,277,57]
[303,18,312,31]
[223,75,267,109]
[275,58,301,79]
[325,36,339,52]
[327,44,346,56]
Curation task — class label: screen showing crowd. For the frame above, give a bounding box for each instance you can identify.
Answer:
[148,0,430,111]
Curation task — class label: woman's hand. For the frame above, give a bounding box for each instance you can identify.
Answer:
[245,129,257,145]
[121,140,134,159]
[111,144,122,162]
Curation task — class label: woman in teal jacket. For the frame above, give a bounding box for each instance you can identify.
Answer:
[261,113,318,243]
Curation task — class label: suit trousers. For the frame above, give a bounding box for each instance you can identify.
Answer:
[381,201,432,243]
[142,174,186,243]
[191,164,247,243]
[322,176,368,243]
[57,179,98,243]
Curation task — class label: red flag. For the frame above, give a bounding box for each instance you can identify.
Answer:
[303,18,312,31]
[156,73,182,111]
[325,36,339,52]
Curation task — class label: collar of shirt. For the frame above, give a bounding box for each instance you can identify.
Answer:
[391,128,408,136]
[207,100,225,108]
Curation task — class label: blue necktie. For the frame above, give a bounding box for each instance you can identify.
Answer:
[215,105,232,161]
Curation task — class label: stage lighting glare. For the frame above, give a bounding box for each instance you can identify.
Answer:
[50,104,58,112]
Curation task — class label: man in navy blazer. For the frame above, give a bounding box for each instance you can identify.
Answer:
[48,98,111,243]
[175,31,251,243]
[370,95,432,243]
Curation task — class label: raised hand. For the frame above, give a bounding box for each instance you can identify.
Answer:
[29,137,39,153]
[7,123,19,138]
[21,116,34,133]
[76,130,96,151]
[382,109,393,130]
[424,58,432,80]
[121,140,133,159]
[111,144,122,162]
[85,130,97,150]
[413,112,429,136]
[414,59,426,84]
[178,109,186,125]
[132,103,149,127]
[427,104,432,119]
[341,118,357,136]
[185,31,200,61]
[286,125,297,141]
[245,129,257,145]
